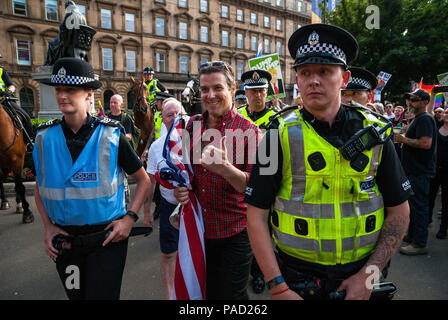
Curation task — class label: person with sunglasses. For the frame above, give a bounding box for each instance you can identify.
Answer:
[174,61,261,299]
[395,89,438,255]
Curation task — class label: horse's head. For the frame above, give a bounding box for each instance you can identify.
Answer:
[182,78,200,105]
[130,76,150,114]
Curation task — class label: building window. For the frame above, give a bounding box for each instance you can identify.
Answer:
[16,39,31,65]
[264,38,270,53]
[200,0,208,12]
[104,90,114,111]
[221,30,229,47]
[13,0,27,16]
[77,4,86,18]
[45,0,58,21]
[236,9,244,22]
[19,87,34,116]
[178,0,187,8]
[156,53,166,72]
[237,33,244,49]
[126,50,136,72]
[251,35,257,51]
[179,55,188,74]
[102,47,113,70]
[250,12,257,25]
[221,5,229,18]
[200,57,209,65]
[155,0,165,3]
[200,25,208,42]
[264,16,270,28]
[127,90,134,110]
[179,22,188,39]
[125,13,135,32]
[276,0,283,6]
[276,41,282,55]
[276,19,282,31]
[237,61,244,80]
[297,0,303,12]
[264,0,271,3]
[156,17,165,36]
[101,8,112,29]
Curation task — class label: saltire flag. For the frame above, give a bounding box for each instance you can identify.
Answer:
[256,42,263,58]
[155,116,206,300]
[312,0,340,23]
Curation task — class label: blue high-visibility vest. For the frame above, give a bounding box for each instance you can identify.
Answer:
[33,123,125,226]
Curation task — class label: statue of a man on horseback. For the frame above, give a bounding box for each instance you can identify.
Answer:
[44,1,95,65]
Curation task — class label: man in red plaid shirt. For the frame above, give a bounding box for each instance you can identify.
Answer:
[174,61,260,299]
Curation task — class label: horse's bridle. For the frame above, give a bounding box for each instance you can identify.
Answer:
[133,80,150,114]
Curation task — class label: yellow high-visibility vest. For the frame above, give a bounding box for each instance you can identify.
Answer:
[154,111,162,140]
[272,108,391,265]
[237,105,275,127]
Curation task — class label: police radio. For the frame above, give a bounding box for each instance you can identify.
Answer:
[339,122,392,172]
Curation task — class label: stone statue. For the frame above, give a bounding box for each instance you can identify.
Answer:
[44,1,96,65]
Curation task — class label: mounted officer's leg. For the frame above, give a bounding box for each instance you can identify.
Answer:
[11,102,34,152]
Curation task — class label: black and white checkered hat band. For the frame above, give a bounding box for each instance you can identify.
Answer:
[51,74,95,85]
[350,77,371,89]
[296,43,346,62]
[244,78,269,85]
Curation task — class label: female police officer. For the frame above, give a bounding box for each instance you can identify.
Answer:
[33,58,149,300]
[246,24,411,300]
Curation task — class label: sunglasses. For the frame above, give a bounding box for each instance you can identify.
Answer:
[199,61,232,73]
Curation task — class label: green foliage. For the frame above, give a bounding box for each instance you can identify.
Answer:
[326,0,448,104]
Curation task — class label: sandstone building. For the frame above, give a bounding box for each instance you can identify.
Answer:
[0,0,311,117]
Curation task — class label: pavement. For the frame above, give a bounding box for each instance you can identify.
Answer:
[0,183,447,300]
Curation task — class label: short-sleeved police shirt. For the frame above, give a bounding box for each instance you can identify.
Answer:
[60,114,142,175]
[245,105,411,210]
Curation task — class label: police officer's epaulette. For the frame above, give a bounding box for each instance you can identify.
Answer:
[344,102,390,124]
[94,116,126,134]
[263,105,299,130]
[236,104,247,111]
[37,118,62,129]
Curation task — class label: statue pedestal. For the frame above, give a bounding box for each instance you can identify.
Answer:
[32,66,62,119]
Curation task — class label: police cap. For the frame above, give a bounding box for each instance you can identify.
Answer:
[344,67,378,91]
[241,69,272,89]
[143,67,154,74]
[235,89,247,102]
[288,24,358,69]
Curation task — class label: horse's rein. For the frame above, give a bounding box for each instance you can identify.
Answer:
[133,81,149,113]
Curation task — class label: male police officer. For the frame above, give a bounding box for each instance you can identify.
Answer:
[237,70,276,128]
[235,89,247,108]
[34,58,149,300]
[341,66,377,107]
[143,66,167,105]
[246,24,411,300]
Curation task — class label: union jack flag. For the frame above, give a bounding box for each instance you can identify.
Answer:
[155,116,206,300]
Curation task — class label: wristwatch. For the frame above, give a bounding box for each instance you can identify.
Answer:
[266,275,285,290]
[125,210,139,222]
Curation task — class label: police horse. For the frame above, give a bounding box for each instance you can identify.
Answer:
[182,77,203,116]
[0,92,34,223]
[129,76,155,158]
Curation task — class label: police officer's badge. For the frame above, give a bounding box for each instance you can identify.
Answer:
[252,72,260,81]
[308,31,319,46]
[57,67,66,78]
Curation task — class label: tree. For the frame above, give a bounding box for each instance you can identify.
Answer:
[324,0,448,104]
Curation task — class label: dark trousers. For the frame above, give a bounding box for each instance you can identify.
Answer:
[407,174,432,247]
[429,167,448,230]
[205,229,253,300]
[55,225,128,300]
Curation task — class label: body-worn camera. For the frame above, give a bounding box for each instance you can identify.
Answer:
[339,122,392,172]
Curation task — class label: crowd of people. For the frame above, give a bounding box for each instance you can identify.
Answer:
[2,21,445,301]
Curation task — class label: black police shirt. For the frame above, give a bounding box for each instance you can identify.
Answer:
[60,114,142,174]
[245,105,411,210]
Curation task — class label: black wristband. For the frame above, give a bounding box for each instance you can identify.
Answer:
[125,210,139,222]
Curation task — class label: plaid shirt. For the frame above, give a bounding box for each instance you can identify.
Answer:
[186,108,260,239]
